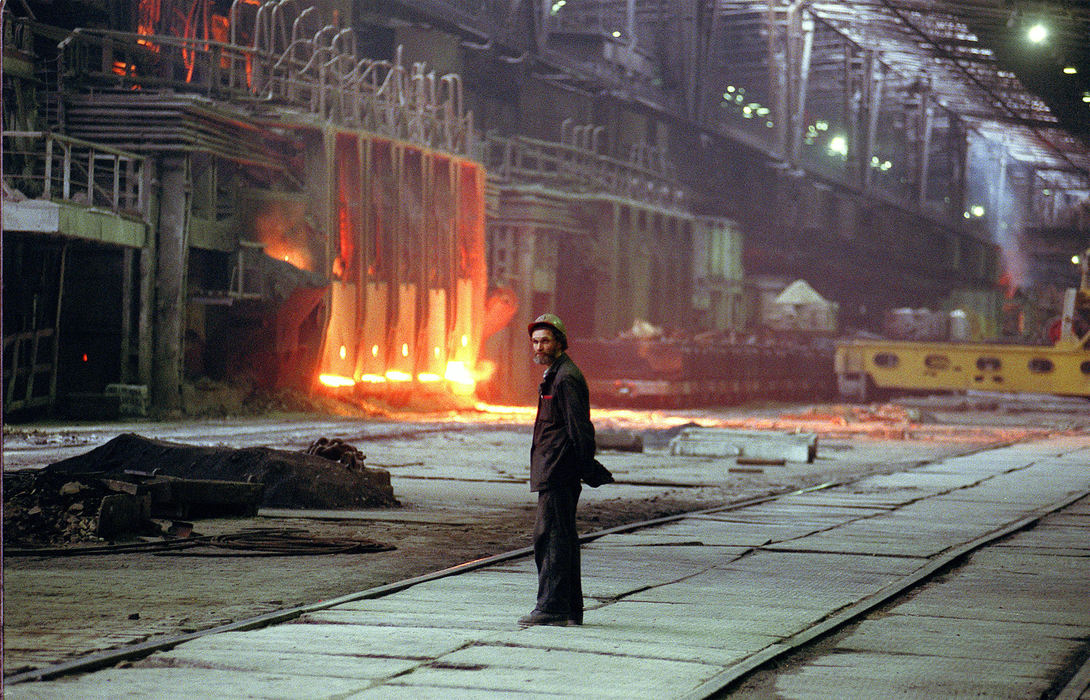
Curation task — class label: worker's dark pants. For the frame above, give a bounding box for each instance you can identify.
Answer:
[533,482,582,620]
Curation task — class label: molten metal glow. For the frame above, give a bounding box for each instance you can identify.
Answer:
[264,247,310,270]
[137,0,160,51]
[339,345,348,360]
[385,370,412,382]
[417,373,442,383]
[360,373,387,383]
[444,361,476,393]
[253,203,314,271]
[318,373,355,388]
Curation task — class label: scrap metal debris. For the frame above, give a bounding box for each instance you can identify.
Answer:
[778,404,925,425]
[2,471,154,546]
[304,437,367,471]
[3,433,399,549]
[2,470,265,548]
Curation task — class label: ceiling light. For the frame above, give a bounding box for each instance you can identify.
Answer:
[1026,23,1048,44]
[1063,66,1078,75]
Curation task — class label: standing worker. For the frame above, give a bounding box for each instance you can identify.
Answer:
[519,313,597,627]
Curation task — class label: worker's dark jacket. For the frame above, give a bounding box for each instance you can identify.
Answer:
[531,353,596,492]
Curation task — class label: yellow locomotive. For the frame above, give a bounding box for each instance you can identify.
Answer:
[835,250,1090,401]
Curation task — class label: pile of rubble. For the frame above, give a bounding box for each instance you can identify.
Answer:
[4,434,398,548]
[44,433,397,509]
[776,403,926,426]
[2,471,158,546]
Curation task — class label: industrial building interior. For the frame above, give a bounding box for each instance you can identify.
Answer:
[3,0,1089,416]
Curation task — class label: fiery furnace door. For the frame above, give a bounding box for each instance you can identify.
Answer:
[318,132,487,397]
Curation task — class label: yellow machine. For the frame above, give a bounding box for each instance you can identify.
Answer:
[835,250,1090,401]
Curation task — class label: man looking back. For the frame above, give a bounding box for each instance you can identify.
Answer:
[519,313,596,627]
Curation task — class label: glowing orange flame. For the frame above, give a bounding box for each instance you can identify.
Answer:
[318,373,355,388]
[444,361,476,394]
[137,0,160,52]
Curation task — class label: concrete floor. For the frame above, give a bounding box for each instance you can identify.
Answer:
[4,428,1089,698]
[3,394,1090,697]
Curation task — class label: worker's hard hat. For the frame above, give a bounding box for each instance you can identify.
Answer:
[528,313,567,343]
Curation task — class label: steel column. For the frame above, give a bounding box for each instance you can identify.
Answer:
[137,161,156,390]
[916,94,934,206]
[120,247,134,384]
[48,243,70,409]
[152,156,189,411]
[861,50,883,191]
[786,5,813,167]
[768,1,788,159]
[844,45,861,184]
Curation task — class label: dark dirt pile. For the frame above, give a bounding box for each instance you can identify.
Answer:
[42,433,398,509]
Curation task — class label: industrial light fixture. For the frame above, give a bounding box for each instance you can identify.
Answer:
[1063,66,1078,75]
[1073,255,1081,265]
[1026,23,1048,44]
[971,205,985,217]
[828,135,848,156]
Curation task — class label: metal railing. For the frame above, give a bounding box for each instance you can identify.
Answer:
[484,127,686,208]
[547,0,630,39]
[2,131,146,216]
[56,0,475,156]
